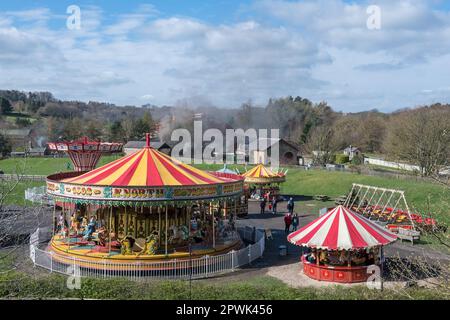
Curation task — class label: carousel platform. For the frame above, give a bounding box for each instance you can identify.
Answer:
[49,234,242,267]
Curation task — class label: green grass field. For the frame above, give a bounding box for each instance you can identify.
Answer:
[0,155,121,176]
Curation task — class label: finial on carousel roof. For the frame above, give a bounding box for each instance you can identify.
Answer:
[145,133,150,148]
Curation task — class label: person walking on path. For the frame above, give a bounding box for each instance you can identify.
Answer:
[284,213,292,234]
[287,197,294,215]
[271,197,277,215]
[260,197,267,214]
[292,213,299,231]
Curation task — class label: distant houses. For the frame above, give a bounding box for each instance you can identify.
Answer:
[27,146,50,157]
[237,138,301,165]
[343,145,361,160]
[1,128,36,150]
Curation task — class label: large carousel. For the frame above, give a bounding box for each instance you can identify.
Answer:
[288,205,397,283]
[46,135,244,270]
[242,164,286,200]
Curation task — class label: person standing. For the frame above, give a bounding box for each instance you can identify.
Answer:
[292,213,299,231]
[271,197,277,215]
[287,197,294,215]
[284,213,292,234]
[260,197,267,214]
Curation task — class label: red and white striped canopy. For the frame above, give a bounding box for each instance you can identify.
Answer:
[288,205,397,250]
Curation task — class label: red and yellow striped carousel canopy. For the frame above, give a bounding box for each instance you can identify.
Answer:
[61,147,240,187]
[242,164,286,184]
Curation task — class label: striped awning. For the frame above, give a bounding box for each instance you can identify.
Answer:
[288,206,397,250]
[242,164,285,184]
[62,147,239,187]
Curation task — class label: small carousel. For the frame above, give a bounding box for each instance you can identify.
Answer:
[46,135,244,270]
[47,136,123,172]
[288,205,397,283]
[242,164,286,200]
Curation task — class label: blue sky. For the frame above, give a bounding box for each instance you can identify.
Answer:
[1,0,450,112]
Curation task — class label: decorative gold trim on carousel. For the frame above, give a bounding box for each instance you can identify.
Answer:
[243,175,286,184]
[47,175,243,204]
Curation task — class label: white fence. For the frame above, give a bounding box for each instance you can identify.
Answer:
[30,227,265,280]
[0,174,46,182]
[25,186,54,205]
[364,157,420,172]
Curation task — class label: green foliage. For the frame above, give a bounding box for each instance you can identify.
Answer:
[0,134,12,157]
[335,154,350,164]
[131,111,156,139]
[109,121,125,142]
[329,154,337,164]
[15,117,32,127]
[0,97,13,114]
[351,154,364,165]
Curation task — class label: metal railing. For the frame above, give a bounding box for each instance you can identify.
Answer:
[0,174,46,182]
[29,227,265,280]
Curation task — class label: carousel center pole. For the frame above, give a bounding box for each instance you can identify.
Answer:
[165,205,168,255]
[158,206,161,245]
[109,205,112,256]
[234,197,237,230]
[211,202,215,249]
[52,202,56,236]
[380,246,384,291]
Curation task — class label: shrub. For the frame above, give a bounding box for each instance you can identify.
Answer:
[351,154,364,165]
[335,154,350,164]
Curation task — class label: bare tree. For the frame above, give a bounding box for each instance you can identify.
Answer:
[304,125,338,166]
[384,106,450,176]
[0,168,23,272]
[0,159,47,274]
[385,253,450,299]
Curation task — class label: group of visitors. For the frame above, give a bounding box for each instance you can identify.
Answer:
[259,195,278,215]
[259,196,299,233]
[284,198,299,233]
[305,247,380,267]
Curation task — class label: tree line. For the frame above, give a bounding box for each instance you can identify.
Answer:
[0,90,448,176]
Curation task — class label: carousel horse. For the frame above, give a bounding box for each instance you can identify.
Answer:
[57,213,65,233]
[168,225,185,245]
[179,225,189,241]
[97,227,107,246]
[83,219,96,240]
[81,217,88,230]
[120,236,135,255]
[61,226,69,238]
[190,218,198,231]
[138,235,159,256]
[70,213,79,234]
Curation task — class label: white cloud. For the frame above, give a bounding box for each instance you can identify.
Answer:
[0,1,450,112]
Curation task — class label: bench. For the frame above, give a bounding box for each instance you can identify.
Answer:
[397,228,421,245]
[314,195,330,201]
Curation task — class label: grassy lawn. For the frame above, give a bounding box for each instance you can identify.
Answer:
[0,155,122,176]
[0,268,445,300]
[4,113,38,125]
[1,181,44,206]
